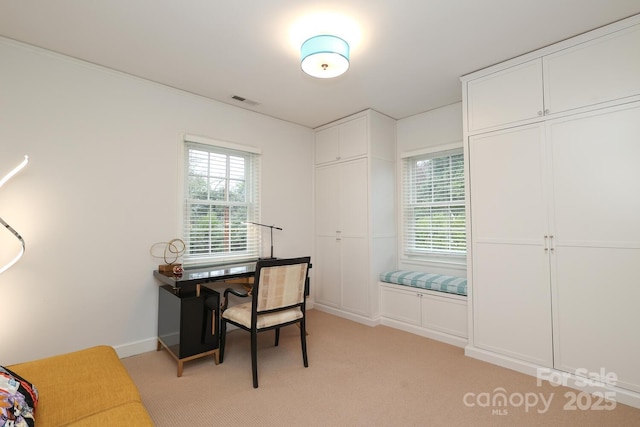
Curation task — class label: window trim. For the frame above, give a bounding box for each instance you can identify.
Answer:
[179,134,262,267]
[399,142,466,266]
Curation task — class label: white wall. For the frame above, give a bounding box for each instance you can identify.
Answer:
[396,102,466,277]
[397,102,463,152]
[0,38,314,365]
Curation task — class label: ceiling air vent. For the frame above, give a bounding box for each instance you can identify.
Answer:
[231,95,260,106]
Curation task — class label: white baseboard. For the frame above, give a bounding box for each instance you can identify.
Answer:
[380,317,467,348]
[465,345,640,410]
[312,304,380,327]
[114,338,158,359]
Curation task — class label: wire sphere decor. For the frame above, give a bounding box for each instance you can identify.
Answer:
[150,238,186,273]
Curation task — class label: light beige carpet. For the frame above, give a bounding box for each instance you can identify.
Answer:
[122,309,640,426]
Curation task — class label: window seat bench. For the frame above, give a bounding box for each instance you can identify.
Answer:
[378,270,468,347]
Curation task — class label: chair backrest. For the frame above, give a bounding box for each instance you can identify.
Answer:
[253,257,310,313]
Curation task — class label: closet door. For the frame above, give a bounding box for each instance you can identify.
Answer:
[339,158,370,315]
[340,237,370,315]
[314,159,370,313]
[469,124,553,367]
[315,164,341,307]
[549,102,640,392]
[314,236,341,307]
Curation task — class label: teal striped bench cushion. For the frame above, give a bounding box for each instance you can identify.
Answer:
[379,270,467,296]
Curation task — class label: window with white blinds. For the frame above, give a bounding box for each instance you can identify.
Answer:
[402,148,466,258]
[183,138,261,265]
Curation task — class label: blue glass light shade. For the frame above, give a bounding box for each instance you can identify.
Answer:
[300,35,350,78]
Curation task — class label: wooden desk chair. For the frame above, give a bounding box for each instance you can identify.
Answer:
[219,257,311,388]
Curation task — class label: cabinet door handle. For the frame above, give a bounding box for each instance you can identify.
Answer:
[538,110,543,116]
[544,235,549,252]
[549,235,554,253]
[336,231,342,241]
[544,109,550,115]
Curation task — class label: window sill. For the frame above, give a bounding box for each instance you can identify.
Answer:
[399,255,467,274]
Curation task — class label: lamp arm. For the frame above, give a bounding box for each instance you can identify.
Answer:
[0,155,29,274]
[244,221,282,259]
[0,155,29,188]
[0,216,26,274]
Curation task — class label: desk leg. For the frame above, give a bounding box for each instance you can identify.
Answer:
[157,338,219,377]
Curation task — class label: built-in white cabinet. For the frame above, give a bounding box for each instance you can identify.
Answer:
[543,24,640,115]
[467,60,544,132]
[315,115,368,164]
[548,104,640,394]
[469,102,640,392]
[465,19,640,133]
[315,158,370,315]
[462,14,640,405]
[379,283,467,343]
[468,124,553,368]
[314,110,396,322]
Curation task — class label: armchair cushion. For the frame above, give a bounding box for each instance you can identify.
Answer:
[223,302,303,329]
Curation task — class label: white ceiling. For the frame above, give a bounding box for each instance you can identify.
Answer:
[1,1,639,128]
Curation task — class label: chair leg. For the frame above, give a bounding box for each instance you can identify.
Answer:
[251,329,259,388]
[300,318,308,367]
[274,327,280,346]
[219,318,227,364]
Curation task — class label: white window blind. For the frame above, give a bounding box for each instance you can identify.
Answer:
[183,140,261,265]
[402,148,466,257]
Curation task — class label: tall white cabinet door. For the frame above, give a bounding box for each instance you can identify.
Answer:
[469,124,553,367]
[315,164,340,236]
[469,125,548,242]
[549,103,640,392]
[314,158,370,313]
[340,237,370,315]
[314,236,341,307]
[466,60,544,132]
[315,164,341,308]
[339,159,368,237]
[473,244,552,365]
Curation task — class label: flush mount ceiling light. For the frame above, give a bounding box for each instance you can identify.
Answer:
[300,35,350,78]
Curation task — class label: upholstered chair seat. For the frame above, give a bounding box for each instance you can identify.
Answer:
[223,303,303,329]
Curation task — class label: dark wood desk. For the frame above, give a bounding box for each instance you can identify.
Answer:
[153,260,259,290]
[153,260,261,377]
[154,259,311,376]
[153,259,310,294]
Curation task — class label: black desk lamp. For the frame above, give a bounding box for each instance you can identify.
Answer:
[245,221,282,259]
